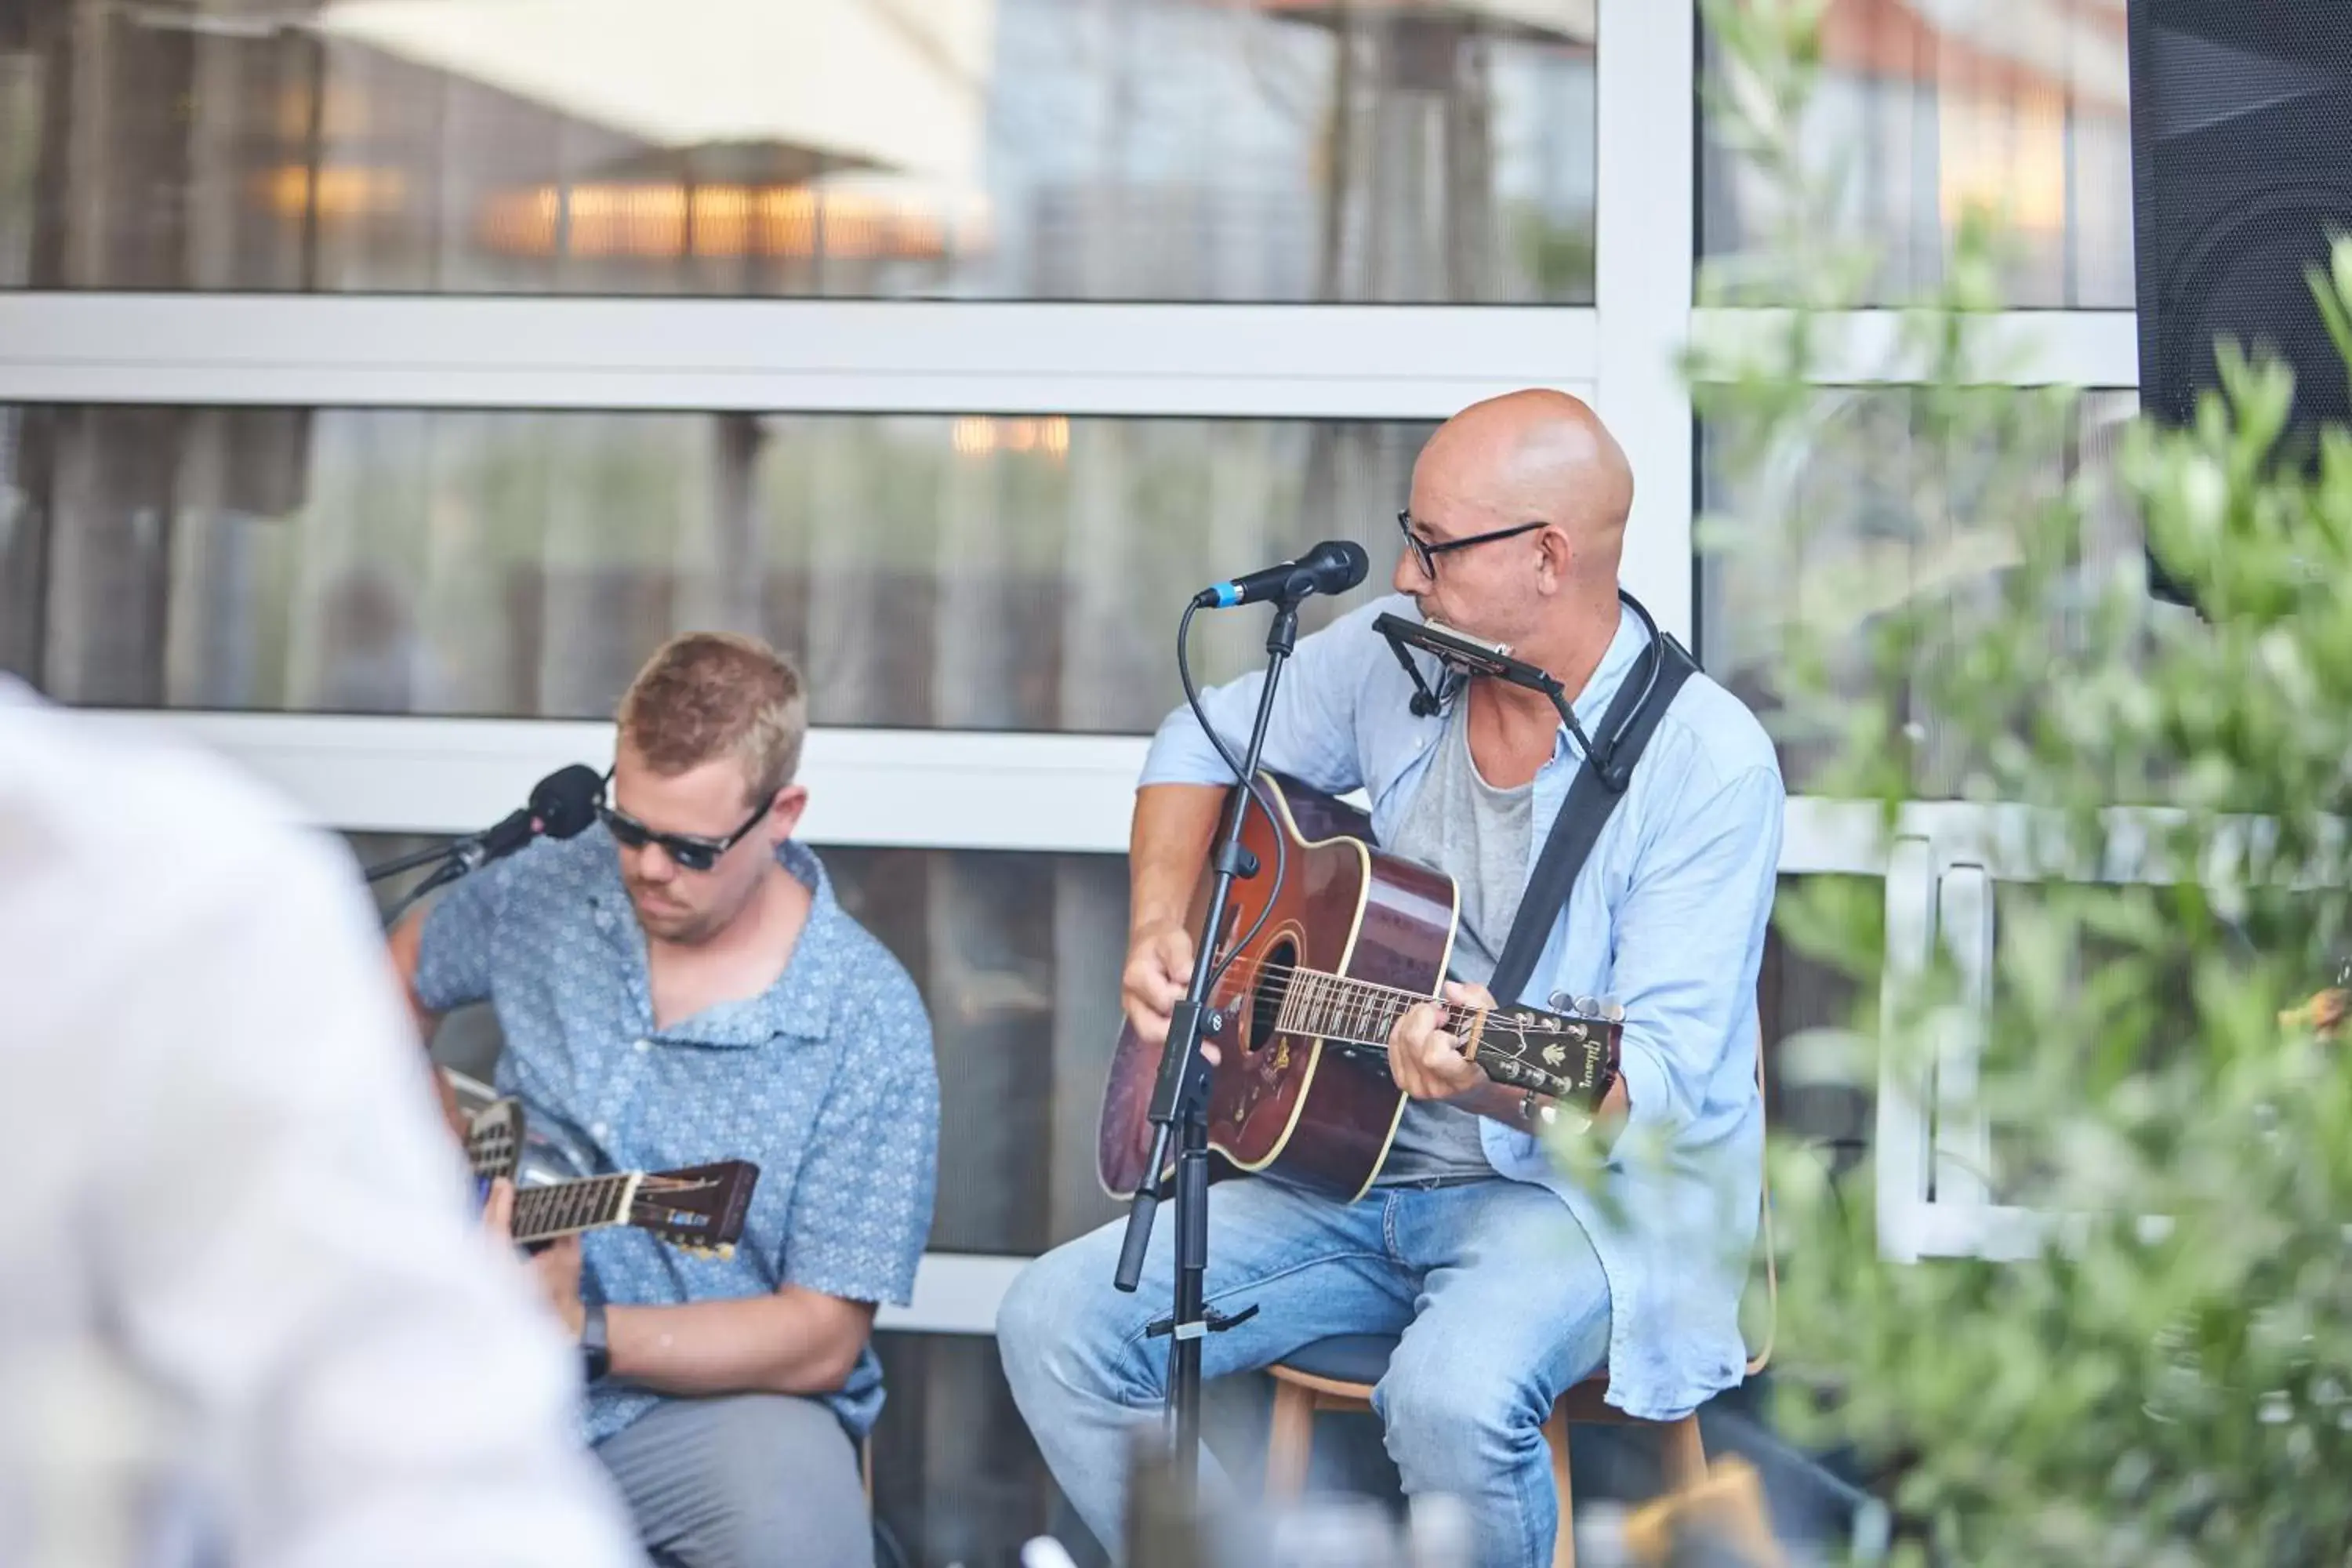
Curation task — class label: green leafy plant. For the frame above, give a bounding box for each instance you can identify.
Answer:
[1691,3,2352,1562]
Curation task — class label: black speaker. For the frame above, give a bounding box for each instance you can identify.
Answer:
[2129,5,2352,604]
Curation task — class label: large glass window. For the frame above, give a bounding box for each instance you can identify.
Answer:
[1700,0,2131,308]
[5,405,1432,730]
[0,0,1594,303]
[1697,387,2140,793]
[827,847,1129,1258]
[1760,876,1878,1184]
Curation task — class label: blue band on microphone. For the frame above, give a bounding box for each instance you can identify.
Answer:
[1210,583,1242,608]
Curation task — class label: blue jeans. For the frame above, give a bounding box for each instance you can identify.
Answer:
[996,1174,1612,1567]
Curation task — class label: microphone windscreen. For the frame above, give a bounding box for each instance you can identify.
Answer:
[530,764,605,839]
[1322,539,1372,591]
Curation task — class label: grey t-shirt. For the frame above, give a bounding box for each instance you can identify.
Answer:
[1372,699,1534,1186]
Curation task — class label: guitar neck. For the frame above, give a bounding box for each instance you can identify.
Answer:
[1269,965,1486,1055]
[1261,962,1617,1107]
[509,1172,644,1245]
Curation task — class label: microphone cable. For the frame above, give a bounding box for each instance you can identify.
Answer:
[1173,597,1289,998]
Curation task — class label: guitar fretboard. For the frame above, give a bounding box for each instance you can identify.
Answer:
[1269,966,1479,1051]
[510,1172,641,1244]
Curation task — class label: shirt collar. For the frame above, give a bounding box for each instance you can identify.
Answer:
[1560,601,1650,760]
[753,841,841,1044]
[588,834,840,1049]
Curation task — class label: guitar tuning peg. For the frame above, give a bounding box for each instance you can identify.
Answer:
[1604,999,1624,1022]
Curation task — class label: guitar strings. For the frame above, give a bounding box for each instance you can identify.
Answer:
[1207,949,1606,1020]
[1203,957,1602,1038]
[1192,964,1604,1094]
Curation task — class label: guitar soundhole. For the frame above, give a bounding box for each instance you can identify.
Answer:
[1246,937,1298,1053]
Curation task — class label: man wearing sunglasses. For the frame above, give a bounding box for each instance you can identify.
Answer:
[388,633,939,1568]
[998,390,1785,1567]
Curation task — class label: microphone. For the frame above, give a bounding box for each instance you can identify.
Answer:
[456,763,604,872]
[1192,539,1370,609]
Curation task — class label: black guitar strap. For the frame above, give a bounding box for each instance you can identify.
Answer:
[1487,632,1700,1007]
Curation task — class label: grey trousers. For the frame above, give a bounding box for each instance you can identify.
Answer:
[594,1393,873,1568]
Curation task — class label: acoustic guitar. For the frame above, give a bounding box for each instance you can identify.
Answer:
[1098,774,1624,1203]
[466,1098,759,1256]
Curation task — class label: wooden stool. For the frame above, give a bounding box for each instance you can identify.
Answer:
[1264,1335,1707,1568]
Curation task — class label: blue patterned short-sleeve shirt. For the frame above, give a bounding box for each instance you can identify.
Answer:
[413,828,940,1444]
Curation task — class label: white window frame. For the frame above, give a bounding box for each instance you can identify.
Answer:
[9,1,2142,1327]
[0,294,1599,423]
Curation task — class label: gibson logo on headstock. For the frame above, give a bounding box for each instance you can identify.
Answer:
[1544,1033,1602,1088]
[1487,1012,1612,1099]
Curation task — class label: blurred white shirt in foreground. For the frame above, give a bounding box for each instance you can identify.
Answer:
[0,682,644,1568]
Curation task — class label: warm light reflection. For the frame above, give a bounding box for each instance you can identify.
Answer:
[475,183,989,261]
[273,85,375,143]
[1938,85,2070,235]
[254,165,411,220]
[951,416,1070,461]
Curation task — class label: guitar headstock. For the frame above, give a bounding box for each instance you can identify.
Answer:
[624,1160,760,1257]
[1469,996,1623,1109]
[467,1097,524,1182]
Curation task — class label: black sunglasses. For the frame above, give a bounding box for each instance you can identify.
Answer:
[1395,509,1547,579]
[597,771,774,873]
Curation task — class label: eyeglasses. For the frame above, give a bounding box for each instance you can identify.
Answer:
[1395,510,1547,579]
[597,772,773,873]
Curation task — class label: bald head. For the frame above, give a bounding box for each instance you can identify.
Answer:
[1414,389,1633,583]
[1394,390,1635,655]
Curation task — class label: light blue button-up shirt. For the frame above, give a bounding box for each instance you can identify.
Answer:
[1141,593,1783,1421]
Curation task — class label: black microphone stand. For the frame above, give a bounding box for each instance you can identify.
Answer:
[363,819,516,927]
[1111,593,1304,1494]
[362,840,470,884]
[368,846,470,930]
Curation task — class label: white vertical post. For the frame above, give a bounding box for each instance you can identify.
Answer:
[1594,0,1697,644]
[1933,862,1995,1208]
[1875,837,1937,1262]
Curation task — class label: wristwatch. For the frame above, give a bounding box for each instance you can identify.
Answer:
[579,1298,611,1383]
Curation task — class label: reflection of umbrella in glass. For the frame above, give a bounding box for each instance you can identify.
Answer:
[589,141,886,191]
[314,0,993,265]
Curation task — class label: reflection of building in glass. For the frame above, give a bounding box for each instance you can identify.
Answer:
[318,0,996,285]
[0,404,1430,730]
[1703,0,2132,308]
[0,0,1595,302]
[1700,385,2145,796]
